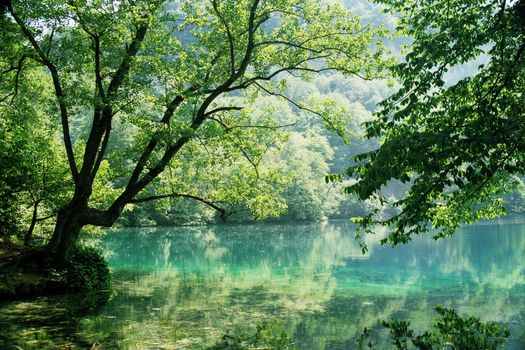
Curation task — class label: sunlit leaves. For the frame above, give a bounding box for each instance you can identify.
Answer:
[3,0,392,229]
[0,67,71,240]
[337,0,525,247]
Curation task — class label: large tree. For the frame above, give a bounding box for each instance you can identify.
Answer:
[338,0,525,249]
[1,0,389,266]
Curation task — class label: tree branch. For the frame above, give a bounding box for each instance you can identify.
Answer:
[126,94,185,188]
[202,106,244,118]
[221,54,333,92]
[44,21,57,57]
[130,192,231,221]
[255,81,349,139]
[7,2,79,183]
[93,35,106,100]
[35,213,56,222]
[253,81,321,116]
[208,114,296,132]
[106,23,149,98]
[89,119,112,183]
[81,8,158,190]
[108,0,263,214]
[211,0,235,74]
[0,54,26,104]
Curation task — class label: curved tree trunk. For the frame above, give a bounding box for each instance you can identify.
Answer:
[43,193,123,268]
[45,204,85,268]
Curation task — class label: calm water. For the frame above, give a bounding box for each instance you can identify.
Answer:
[1,219,524,349]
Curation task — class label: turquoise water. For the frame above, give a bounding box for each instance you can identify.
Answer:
[1,219,524,349]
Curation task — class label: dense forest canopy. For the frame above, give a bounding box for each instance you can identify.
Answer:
[337,0,525,249]
[0,0,392,266]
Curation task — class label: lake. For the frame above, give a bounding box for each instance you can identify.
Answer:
[1,219,524,349]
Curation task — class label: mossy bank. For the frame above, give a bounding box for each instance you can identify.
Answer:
[0,246,110,299]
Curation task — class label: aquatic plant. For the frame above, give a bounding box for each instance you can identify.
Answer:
[207,321,295,350]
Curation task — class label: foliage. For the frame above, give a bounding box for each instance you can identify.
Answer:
[0,68,71,243]
[65,247,111,291]
[360,306,511,350]
[273,73,395,222]
[1,0,392,264]
[207,322,295,350]
[116,72,396,226]
[334,0,525,248]
[279,133,336,220]
[502,176,525,213]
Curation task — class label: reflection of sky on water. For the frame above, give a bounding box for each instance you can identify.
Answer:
[1,219,523,349]
[98,219,524,349]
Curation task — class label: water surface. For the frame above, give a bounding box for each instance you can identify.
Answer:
[1,219,524,349]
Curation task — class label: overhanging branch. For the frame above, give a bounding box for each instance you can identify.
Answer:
[35,213,56,222]
[130,192,231,221]
[203,106,244,118]
[208,116,297,132]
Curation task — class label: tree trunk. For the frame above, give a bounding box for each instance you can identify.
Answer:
[44,205,85,268]
[24,199,41,247]
[43,192,122,268]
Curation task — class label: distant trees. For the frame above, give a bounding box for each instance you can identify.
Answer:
[337,0,525,248]
[120,74,395,226]
[1,0,390,266]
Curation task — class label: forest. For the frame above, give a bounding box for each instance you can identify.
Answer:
[0,0,524,349]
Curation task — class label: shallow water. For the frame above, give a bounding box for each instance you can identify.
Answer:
[1,219,524,349]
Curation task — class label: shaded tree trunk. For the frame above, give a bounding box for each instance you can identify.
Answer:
[44,202,86,268]
[46,209,84,268]
[24,199,41,247]
[43,192,124,268]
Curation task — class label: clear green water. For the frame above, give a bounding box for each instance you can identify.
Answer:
[1,219,524,349]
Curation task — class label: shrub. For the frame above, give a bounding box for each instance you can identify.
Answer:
[65,247,111,291]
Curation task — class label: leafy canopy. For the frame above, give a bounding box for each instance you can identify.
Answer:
[1,0,391,234]
[336,0,525,248]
